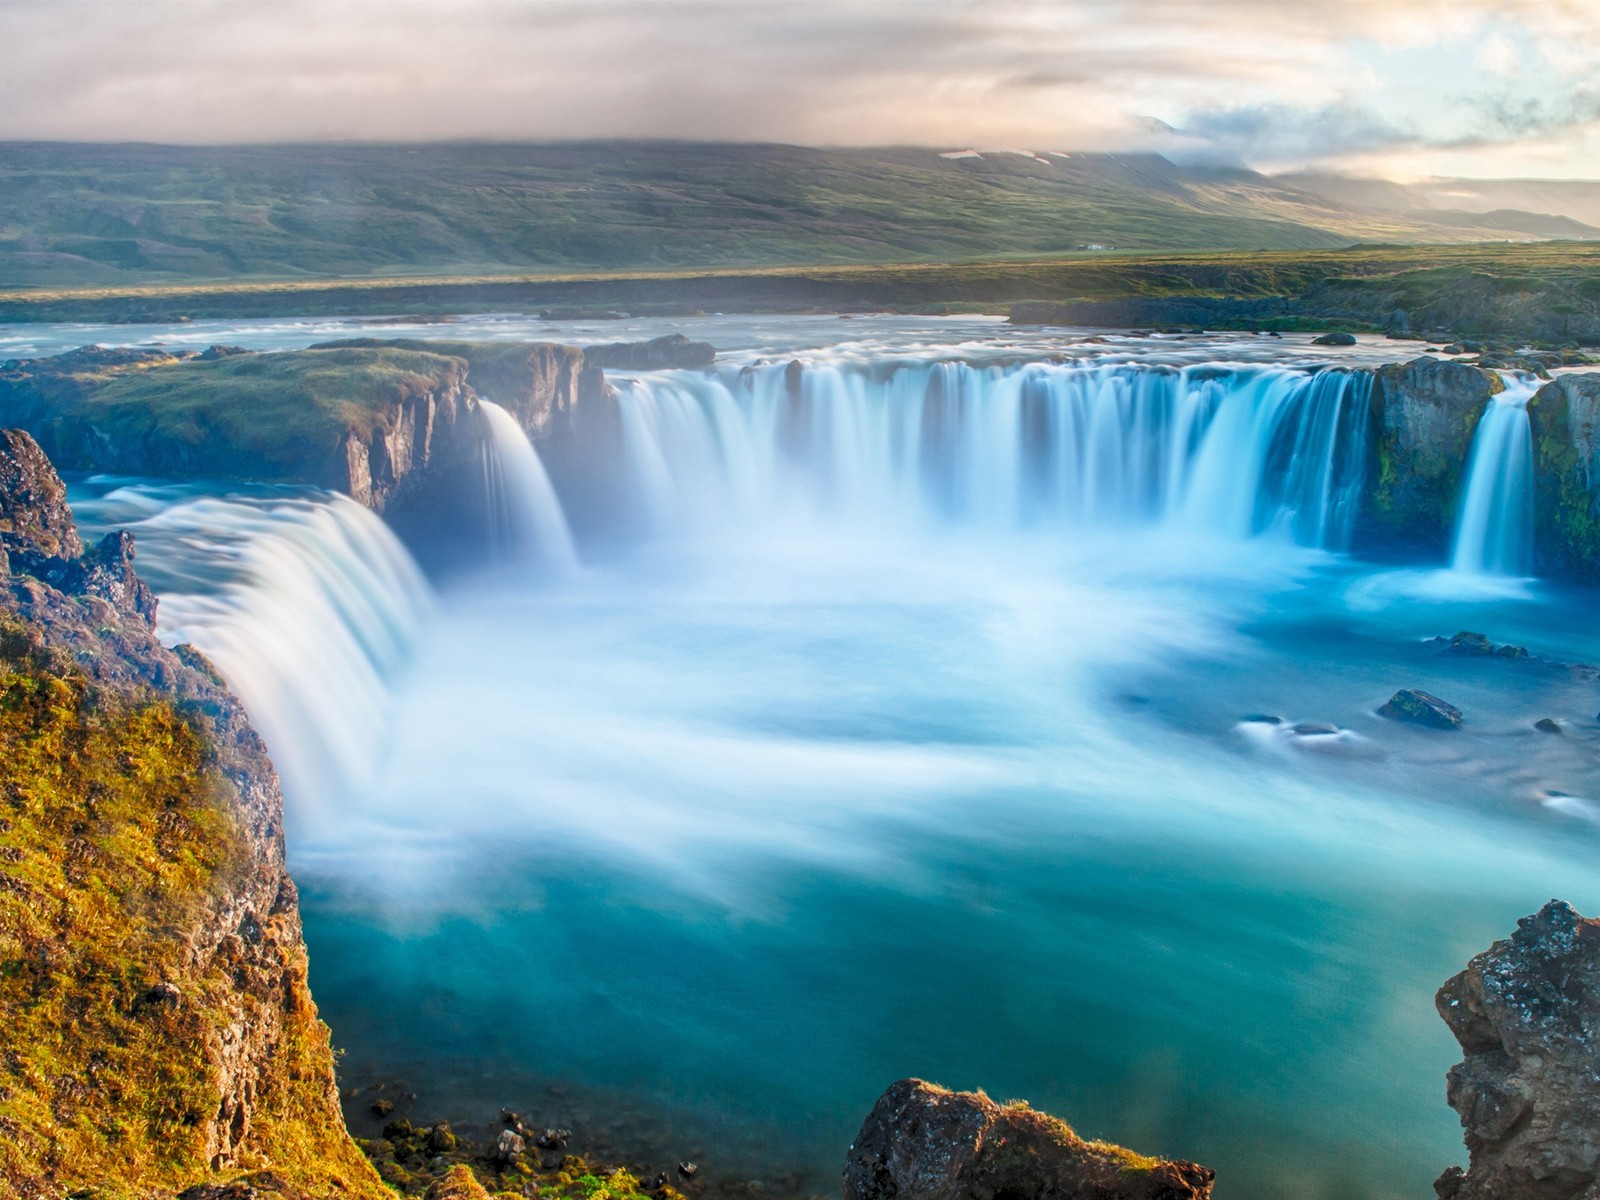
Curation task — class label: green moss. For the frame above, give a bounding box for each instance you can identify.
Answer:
[66,346,466,480]
[0,615,387,1199]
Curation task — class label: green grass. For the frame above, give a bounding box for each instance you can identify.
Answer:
[6,241,1600,346]
[5,141,1598,292]
[7,346,469,483]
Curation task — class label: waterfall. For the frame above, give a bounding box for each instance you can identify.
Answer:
[605,360,1371,550]
[478,399,580,576]
[1450,378,1537,576]
[70,486,433,829]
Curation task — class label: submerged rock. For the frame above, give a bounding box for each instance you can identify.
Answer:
[1436,901,1600,1200]
[844,1079,1214,1200]
[1291,722,1340,736]
[1379,688,1464,729]
[1534,718,1564,734]
[1436,632,1530,659]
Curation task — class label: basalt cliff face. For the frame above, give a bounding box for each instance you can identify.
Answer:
[1354,357,1499,556]
[0,429,384,1199]
[1437,901,1600,1200]
[0,335,714,574]
[1529,373,1600,581]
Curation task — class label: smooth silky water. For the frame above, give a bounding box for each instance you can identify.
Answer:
[55,320,1600,1200]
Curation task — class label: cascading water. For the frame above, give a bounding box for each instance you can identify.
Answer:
[607,360,1371,551]
[1451,376,1538,576]
[69,484,433,829]
[478,400,580,575]
[53,325,1600,1200]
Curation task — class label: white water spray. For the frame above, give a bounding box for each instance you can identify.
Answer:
[606,361,1371,550]
[72,487,433,829]
[478,400,580,576]
[1451,377,1537,576]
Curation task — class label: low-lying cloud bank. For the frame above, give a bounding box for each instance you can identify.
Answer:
[4,0,1600,177]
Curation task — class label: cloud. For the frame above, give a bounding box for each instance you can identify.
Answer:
[1169,103,1423,167]
[0,0,1597,177]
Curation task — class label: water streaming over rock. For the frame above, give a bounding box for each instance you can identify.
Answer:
[1451,376,1538,576]
[70,484,433,829]
[479,399,580,576]
[604,361,1372,550]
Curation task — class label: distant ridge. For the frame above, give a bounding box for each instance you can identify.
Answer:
[0,141,1595,288]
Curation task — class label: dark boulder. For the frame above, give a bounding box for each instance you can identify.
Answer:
[1312,332,1358,346]
[1436,901,1600,1200]
[844,1079,1214,1200]
[1379,689,1463,729]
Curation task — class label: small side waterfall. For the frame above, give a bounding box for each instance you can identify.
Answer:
[70,486,433,828]
[1451,378,1537,576]
[604,360,1372,550]
[479,400,580,576]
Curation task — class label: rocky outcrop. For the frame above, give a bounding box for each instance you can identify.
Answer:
[1436,901,1600,1200]
[844,1079,1214,1200]
[1357,358,1501,555]
[0,427,83,560]
[584,334,716,371]
[0,430,384,1198]
[1528,373,1600,581]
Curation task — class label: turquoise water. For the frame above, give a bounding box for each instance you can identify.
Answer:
[292,529,1600,1200]
[53,321,1600,1200]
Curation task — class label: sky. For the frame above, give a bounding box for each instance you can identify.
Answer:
[3,0,1598,180]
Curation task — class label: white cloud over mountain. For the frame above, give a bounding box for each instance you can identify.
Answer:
[2,0,1597,178]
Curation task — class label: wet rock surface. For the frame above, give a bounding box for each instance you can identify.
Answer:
[1379,688,1465,729]
[1436,901,1600,1200]
[1529,373,1600,581]
[1359,358,1502,555]
[844,1079,1214,1200]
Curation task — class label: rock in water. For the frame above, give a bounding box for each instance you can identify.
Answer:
[1312,332,1358,346]
[1379,688,1464,729]
[844,1079,1214,1200]
[1436,901,1600,1200]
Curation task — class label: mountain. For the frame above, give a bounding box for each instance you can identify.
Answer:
[0,141,1596,288]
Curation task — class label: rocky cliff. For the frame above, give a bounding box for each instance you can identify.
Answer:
[1355,357,1500,556]
[1529,373,1600,581]
[0,335,714,573]
[0,429,385,1199]
[1436,901,1600,1200]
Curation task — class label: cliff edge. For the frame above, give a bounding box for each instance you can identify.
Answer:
[1437,901,1600,1200]
[0,429,384,1199]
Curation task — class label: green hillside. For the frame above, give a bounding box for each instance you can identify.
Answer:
[3,141,1595,289]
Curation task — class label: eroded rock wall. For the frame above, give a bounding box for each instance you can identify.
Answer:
[1437,901,1600,1200]
[0,429,385,1199]
[1528,373,1600,580]
[1356,357,1501,556]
